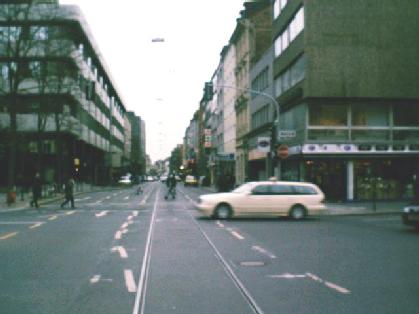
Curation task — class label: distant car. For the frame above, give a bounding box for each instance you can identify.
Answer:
[402,202,419,230]
[146,176,154,182]
[160,175,168,183]
[196,180,325,219]
[184,175,198,187]
[118,176,132,185]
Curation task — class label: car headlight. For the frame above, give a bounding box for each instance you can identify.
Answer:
[403,207,411,213]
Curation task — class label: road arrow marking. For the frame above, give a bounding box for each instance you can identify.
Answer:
[112,246,128,258]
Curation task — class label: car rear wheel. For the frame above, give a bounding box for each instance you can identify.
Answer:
[214,204,232,219]
[289,205,306,220]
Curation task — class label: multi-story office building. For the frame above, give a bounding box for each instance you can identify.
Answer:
[248,46,275,181]
[126,112,146,177]
[232,0,273,185]
[0,0,128,187]
[273,0,419,200]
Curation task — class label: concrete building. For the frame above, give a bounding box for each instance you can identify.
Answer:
[0,0,129,187]
[127,112,146,177]
[272,0,419,200]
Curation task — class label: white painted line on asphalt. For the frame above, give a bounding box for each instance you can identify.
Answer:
[29,222,44,229]
[95,211,108,217]
[127,215,133,221]
[132,211,138,216]
[113,193,118,197]
[90,275,101,284]
[0,221,42,225]
[268,273,306,279]
[324,281,351,294]
[115,231,122,240]
[48,215,58,221]
[0,232,18,240]
[65,211,76,216]
[121,222,129,229]
[125,269,137,293]
[105,196,111,200]
[306,272,323,283]
[122,229,128,234]
[216,221,225,228]
[112,246,128,258]
[252,245,277,259]
[305,273,351,295]
[230,231,244,240]
[133,189,160,314]
[124,196,130,200]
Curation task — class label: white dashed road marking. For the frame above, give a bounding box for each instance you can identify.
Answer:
[124,269,137,293]
[95,211,108,217]
[252,245,277,259]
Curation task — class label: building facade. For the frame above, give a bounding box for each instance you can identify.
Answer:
[273,0,419,200]
[0,1,131,188]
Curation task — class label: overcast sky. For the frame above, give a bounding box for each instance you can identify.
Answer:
[60,0,245,163]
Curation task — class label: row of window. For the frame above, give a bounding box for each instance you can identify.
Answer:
[0,26,48,42]
[251,67,269,99]
[307,129,419,142]
[274,54,306,97]
[274,6,304,58]
[309,104,419,127]
[273,0,288,20]
[251,104,270,130]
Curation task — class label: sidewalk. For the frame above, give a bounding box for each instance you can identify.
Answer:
[200,185,405,216]
[0,184,121,213]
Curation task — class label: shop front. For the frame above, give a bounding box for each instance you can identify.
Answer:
[282,144,419,201]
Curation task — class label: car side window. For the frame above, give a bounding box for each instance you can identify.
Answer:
[293,185,318,195]
[251,185,271,195]
[270,184,294,195]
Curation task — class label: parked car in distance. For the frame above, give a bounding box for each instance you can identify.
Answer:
[184,175,198,187]
[196,180,325,219]
[402,202,419,230]
[160,175,168,183]
[145,176,155,182]
[118,176,132,186]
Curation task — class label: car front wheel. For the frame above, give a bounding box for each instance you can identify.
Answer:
[289,205,306,220]
[214,204,232,219]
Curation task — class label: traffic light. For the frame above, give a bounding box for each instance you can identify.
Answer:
[204,82,213,101]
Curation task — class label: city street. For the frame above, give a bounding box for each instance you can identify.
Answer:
[0,182,418,314]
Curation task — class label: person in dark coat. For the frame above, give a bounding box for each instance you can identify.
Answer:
[61,177,75,209]
[30,172,42,208]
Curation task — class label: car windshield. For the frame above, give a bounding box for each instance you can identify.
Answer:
[232,183,253,194]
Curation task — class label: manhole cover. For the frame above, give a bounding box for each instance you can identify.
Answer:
[239,261,266,267]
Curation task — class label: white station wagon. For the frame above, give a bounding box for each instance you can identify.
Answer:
[197,181,325,219]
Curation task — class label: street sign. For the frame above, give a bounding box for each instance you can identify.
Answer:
[277,144,289,159]
[278,130,296,138]
[257,137,270,153]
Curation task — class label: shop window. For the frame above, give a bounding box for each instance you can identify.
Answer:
[309,104,347,126]
[352,104,389,126]
[308,129,348,141]
[394,130,419,142]
[393,104,419,126]
[352,130,389,141]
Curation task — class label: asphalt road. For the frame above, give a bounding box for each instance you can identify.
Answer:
[0,182,418,314]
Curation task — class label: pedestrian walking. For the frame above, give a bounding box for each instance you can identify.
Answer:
[30,172,42,209]
[61,177,75,209]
